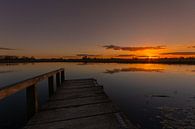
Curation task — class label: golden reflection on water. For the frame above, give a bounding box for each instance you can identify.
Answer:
[1,63,195,129]
[102,63,195,75]
[1,62,195,76]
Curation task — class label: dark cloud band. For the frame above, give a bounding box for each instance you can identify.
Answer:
[188,46,195,48]
[103,45,166,51]
[0,47,16,51]
[116,54,136,57]
[76,54,101,57]
[161,52,195,55]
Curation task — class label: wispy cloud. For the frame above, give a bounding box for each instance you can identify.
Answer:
[187,46,195,48]
[0,47,16,51]
[103,45,166,51]
[161,52,195,55]
[137,55,160,58]
[76,54,101,57]
[116,54,136,57]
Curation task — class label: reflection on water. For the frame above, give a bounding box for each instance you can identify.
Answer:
[0,63,19,66]
[158,106,195,128]
[146,95,170,98]
[104,67,164,74]
[0,70,14,74]
[190,70,195,72]
[76,63,90,65]
[1,63,195,129]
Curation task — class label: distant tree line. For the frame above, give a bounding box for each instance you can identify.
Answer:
[2,55,195,64]
[0,56,36,63]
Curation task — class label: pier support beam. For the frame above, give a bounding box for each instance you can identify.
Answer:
[48,76,54,97]
[26,84,39,120]
[56,72,60,87]
[61,70,65,82]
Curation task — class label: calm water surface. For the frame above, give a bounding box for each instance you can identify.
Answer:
[1,63,195,129]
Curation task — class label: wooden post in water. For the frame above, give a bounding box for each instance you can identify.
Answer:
[48,76,54,97]
[56,72,60,87]
[0,68,64,120]
[61,70,65,82]
[26,84,39,120]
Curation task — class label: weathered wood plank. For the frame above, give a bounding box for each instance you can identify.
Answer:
[27,102,119,125]
[64,82,96,87]
[24,78,137,129]
[57,86,103,94]
[61,84,96,89]
[0,68,64,100]
[64,80,96,85]
[41,95,110,110]
[60,83,97,89]
[24,113,123,129]
[65,78,96,82]
[50,90,105,101]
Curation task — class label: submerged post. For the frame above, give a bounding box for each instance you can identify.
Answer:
[48,76,54,97]
[26,84,39,120]
[61,70,65,82]
[56,72,60,87]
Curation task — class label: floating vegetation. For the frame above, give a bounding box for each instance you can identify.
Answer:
[157,106,195,129]
[151,95,170,98]
[145,94,170,98]
[189,96,195,99]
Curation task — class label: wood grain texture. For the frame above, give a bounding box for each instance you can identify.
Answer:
[0,68,64,100]
[24,79,138,129]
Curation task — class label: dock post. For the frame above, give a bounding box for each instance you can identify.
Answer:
[26,84,39,120]
[48,76,54,97]
[56,72,60,87]
[61,70,65,82]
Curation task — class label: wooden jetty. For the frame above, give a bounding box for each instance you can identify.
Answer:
[0,68,137,129]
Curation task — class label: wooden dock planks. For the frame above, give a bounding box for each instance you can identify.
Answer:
[24,78,137,129]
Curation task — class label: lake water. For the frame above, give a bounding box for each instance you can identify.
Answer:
[1,62,195,129]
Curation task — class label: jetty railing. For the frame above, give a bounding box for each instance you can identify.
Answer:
[0,68,65,119]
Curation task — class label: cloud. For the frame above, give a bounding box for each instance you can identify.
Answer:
[0,47,16,51]
[76,54,101,57]
[137,55,160,58]
[116,54,136,57]
[103,45,166,51]
[161,52,195,55]
[137,55,150,58]
[188,46,195,48]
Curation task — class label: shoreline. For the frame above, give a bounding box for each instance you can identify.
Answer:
[2,59,195,65]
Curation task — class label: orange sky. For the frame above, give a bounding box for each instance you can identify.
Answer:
[1,43,195,59]
[70,44,195,59]
[0,1,195,59]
